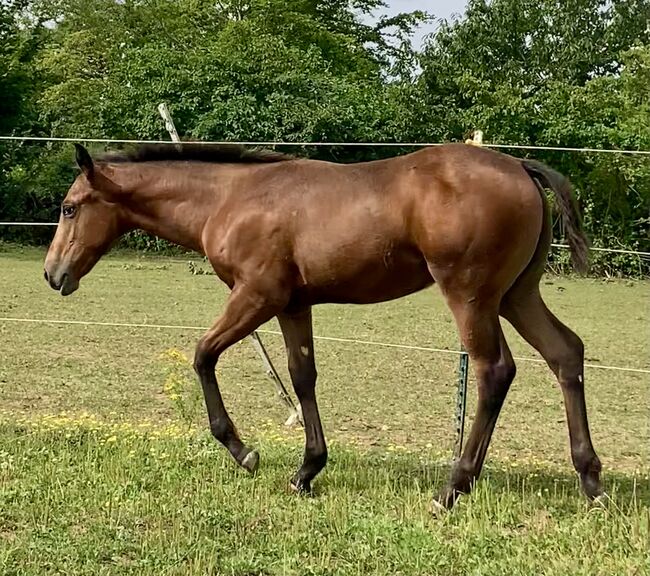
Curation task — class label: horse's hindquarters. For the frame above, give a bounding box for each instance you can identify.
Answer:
[413,154,544,300]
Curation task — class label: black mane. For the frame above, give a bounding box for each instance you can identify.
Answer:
[97,143,293,164]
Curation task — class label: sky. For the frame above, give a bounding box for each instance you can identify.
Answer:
[374,0,470,48]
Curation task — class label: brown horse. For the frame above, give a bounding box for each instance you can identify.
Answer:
[43,142,603,510]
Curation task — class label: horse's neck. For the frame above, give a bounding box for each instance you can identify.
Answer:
[121,163,225,254]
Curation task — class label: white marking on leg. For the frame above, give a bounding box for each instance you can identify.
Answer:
[578,374,583,383]
[300,346,310,357]
[430,498,448,518]
[241,450,259,473]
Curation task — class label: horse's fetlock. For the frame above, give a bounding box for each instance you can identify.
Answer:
[305,445,328,471]
[449,460,475,493]
[209,418,233,442]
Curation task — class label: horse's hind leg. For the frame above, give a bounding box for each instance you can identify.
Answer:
[434,298,517,510]
[501,287,603,500]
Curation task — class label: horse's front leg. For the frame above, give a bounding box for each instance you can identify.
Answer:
[194,283,286,472]
[278,307,327,493]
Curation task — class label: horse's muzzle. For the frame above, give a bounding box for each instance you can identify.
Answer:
[44,266,79,296]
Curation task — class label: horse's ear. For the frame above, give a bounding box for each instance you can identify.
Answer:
[74,143,94,178]
[74,143,124,201]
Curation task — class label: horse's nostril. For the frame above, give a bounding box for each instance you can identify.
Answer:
[44,268,62,290]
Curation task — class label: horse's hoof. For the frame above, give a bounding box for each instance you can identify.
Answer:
[433,486,459,513]
[289,476,312,496]
[240,450,259,474]
[592,492,610,509]
[429,498,449,519]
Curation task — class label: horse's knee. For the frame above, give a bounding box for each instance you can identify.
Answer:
[290,364,317,391]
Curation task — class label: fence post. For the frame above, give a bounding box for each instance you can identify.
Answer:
[157,103,303,427]
[157,103,182,145]
[465,130,483,146]
[454,348,469,459]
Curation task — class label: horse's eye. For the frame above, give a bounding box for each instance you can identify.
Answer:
[62,205,76,218]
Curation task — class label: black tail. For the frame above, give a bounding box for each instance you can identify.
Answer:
[521,159,589,274]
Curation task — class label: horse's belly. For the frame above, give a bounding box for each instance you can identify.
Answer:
[295,247,434,306]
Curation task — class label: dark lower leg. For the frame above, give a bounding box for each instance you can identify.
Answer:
[503,292,602,498]
[290,386,327,493]
[560,377,602,498]
[193,285,284,473]
[278,309,327,493]
[195,353,258,471]
[437,353,516,508]
[431,300,516,507]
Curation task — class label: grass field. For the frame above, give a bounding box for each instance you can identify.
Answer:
[0,245,648,575]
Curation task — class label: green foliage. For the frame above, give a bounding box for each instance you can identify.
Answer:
[0,0,54,243]
[159,348,203,426]
[0,0,648,275]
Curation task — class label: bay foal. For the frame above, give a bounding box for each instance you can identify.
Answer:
[44,143,603,510]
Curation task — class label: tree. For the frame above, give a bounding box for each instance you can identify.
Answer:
[1,0,426,245]
[2,0,648,269]
[32,0,424,143]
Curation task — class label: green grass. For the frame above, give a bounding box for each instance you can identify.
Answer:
[0,420,648,576]
[0,246,649,574]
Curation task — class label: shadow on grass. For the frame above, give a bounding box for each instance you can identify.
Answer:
[258,441,650,506]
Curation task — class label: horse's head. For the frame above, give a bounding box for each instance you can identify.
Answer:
[44,144,130,295]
